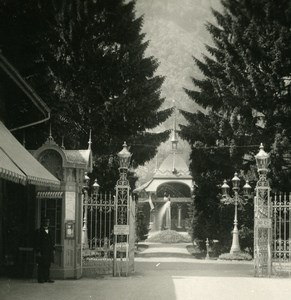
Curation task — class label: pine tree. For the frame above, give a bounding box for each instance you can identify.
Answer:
[0,0,171,189]
[0,1,49,131]
[180,0,291,250]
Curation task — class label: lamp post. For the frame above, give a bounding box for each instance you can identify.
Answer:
[254,143,272,277]
[82,173,100,250]
[205,238,210,260]
[221,173,252,254]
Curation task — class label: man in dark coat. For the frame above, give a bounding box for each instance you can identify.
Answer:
[34,218,55,283]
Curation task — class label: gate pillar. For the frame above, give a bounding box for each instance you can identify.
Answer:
[254,143,272,277]
[113,142,133,277]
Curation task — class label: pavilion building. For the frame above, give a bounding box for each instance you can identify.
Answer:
[134,106,194,234]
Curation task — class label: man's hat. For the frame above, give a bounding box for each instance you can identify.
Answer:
[41,217,50,223]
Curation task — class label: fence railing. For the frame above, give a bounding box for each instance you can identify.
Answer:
[272,193,291,261]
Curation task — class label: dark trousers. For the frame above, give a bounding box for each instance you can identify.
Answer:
[37,261,51,282]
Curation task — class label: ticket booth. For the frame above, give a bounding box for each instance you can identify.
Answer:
[33,135,92,279]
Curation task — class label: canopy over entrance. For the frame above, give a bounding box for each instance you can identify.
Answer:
[0,121,60,187]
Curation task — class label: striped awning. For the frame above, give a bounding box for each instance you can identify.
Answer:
[0,148,27,184]
[36,191,63,199]
[0,121,60,187]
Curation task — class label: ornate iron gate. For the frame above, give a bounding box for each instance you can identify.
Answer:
[81,142,135,277]
[82,191,115,276]
[272,193,291,276]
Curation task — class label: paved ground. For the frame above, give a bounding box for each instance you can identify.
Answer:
[1,243,291,300]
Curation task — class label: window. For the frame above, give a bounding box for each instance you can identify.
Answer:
[40,198,62,245]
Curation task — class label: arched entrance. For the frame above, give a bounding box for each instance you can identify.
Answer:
[155,182,191,231]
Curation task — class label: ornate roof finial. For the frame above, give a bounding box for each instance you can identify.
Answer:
[49,123,52,138]
[61,136,65,149]
[88,129,92,150]
[171,100,178,152]
[44,122,57,145]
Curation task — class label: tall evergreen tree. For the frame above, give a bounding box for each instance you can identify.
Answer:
[0,1,48,130]
[0,0,171,189]
[180,0,291,250]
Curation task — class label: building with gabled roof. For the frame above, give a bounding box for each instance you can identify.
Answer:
[134,104,194,233]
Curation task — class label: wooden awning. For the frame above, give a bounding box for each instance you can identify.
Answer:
[0,121,60,187]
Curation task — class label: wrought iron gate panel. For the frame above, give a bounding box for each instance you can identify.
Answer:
[273,194,291,261]
[82,191,115,276]
[272,193,291,272]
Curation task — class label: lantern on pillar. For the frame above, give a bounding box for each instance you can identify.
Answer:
[92,179,100,193]
[83,172,90,190]
[117,142,132,170]
[255,143,270,173]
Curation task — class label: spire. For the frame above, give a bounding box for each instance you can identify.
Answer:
[170,100,178,174]
[61,136,65,149]
[49,123,52,139]
[44,122,57,145]
[88,129,92,150]
[171,100,178,152]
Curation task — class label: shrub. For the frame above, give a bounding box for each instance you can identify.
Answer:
[146,230,191,243]
[218,252,252,261]
[136,211,149,243]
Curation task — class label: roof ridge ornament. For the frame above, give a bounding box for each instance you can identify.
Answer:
[171,100,178,153]
[61,136,65,149]
[171,100,178,172]
[171,100,178,147]
[44,123,57,145]
[88,129,92,150]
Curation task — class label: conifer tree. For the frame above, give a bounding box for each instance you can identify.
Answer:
[0,0,171,189]
[180,0,291,250]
